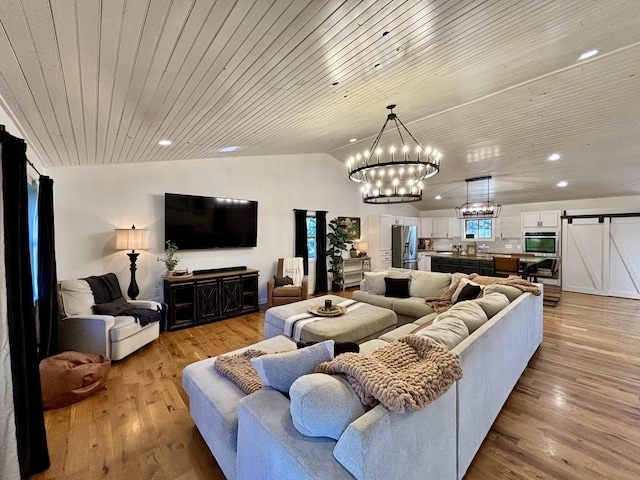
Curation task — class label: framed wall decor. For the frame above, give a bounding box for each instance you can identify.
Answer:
[466,244,477,257]
[338,217,361,241]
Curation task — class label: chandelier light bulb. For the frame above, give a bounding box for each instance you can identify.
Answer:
[389,146,396,153]
[392,178,400,186]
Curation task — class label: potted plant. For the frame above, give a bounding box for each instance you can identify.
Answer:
[161,240,180,275]
[326,218,349,291]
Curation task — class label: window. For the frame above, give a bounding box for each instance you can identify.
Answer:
[27,182,39,301]
[465,219,493,240]
[306,216,317,260]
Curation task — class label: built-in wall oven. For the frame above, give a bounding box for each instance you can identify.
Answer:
[523,231,558,255]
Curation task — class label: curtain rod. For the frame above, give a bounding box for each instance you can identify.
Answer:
[0,124,43,176]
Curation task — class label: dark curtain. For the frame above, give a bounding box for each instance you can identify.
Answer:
[294,209,309,275]
[1,130,50,477]
[37,176,58,360]
[315,210,328,293]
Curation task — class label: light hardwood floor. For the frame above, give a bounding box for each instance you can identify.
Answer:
[31,289,640,480]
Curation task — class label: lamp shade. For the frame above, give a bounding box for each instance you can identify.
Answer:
[115,225,150,251]
[356,241,368,252]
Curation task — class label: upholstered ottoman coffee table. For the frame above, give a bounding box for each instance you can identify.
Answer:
[264,295,397,344]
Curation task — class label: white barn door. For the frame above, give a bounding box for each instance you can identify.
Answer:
[562,218,609,295]
[608,217,640,299]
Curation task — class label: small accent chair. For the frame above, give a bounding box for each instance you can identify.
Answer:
[493,256,521,278]
[267,258,308,308]
[527,257,561,306]
[57,276,161,360]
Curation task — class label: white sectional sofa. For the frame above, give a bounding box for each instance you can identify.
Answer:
[182,273,543,480]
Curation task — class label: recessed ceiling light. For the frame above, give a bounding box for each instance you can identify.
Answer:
[158,139,172,146]
[578,49,598,61]
[435,195,442,200]
[350,138,357,143]
[218,146,239,152]
[557,181,568,188]
[548,153,560,161]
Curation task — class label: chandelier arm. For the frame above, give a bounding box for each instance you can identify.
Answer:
[391,117,407,151]
[367,116,392,163]
[394,116,425,151]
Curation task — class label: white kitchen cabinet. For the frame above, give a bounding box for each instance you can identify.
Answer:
[522,210,560,229]
[367,214,393,270]
[433,217,453,238]
[421,217,433,238]
[499,214,522,238]
[418,252,431,271]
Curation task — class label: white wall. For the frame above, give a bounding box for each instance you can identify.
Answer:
[48,153,419,303]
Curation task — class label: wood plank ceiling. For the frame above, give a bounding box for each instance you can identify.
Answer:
[0,0,639,210]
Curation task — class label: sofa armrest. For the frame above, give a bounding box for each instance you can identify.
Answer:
[236,388,353,480]
[267,277,276,307]
[301,275,309,300]
[58,315,115,357]
[129,299,161,311]
[333,386,458,480]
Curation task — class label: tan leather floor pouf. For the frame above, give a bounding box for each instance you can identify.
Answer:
[40,351,111,409]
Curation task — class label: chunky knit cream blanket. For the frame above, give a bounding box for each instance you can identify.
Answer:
[315,335,462,413]
[214,349,267,394]
[425,273,541,313]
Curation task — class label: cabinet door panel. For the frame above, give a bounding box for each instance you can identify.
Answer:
[197,282,220,322]
[221,279,242,315]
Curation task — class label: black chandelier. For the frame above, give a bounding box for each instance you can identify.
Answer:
[455,176,502,219]
[347,105,441,204]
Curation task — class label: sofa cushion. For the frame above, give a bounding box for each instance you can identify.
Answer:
[473,292,510,319]
[378,323,418,342]
[391,297,435,320]
[384,277,410,298]
[387,269,412,279]
[414,316,469,350]
[352,290,396,310]
[483,284,523,302]
[290,373,365,440]
[250,340,334,393]
[110,315,157,342]
[363,271,388,295]
[409,270,453,298]
[271,285,303,298]
[434,301,488,334]
[414,312,439,326]
[57,279,95,317]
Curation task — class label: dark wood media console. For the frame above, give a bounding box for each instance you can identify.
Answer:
[163,267,259,331]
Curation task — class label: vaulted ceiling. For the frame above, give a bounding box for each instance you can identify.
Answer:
[0,0,638,210]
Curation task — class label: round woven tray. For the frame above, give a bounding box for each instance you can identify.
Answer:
[308,304,347,317]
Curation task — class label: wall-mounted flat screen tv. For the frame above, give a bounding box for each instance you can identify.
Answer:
[165,193,258,249]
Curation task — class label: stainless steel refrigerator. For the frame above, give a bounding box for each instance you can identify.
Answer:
[392,224,418,269]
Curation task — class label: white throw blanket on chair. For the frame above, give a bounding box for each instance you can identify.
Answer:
[283,257,304,287]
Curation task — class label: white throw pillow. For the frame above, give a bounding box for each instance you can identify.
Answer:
[57,279,95,317]
[290,373,365,440]
[363,271,388,295]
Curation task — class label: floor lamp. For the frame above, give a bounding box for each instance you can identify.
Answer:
[115,225,150,300]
